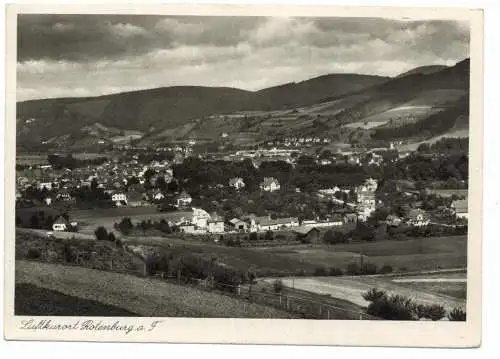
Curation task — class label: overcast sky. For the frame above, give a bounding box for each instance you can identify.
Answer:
[17,15,470,101]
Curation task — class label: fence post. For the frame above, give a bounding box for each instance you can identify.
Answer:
[286,295,289,309]
[279,293,282,306]
[319,304,322,317]
[327,309,330,320]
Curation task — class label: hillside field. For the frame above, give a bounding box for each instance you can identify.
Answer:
[15,260,297,318]
[125,235,467,276]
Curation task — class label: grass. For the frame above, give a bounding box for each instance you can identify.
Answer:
[15,283,139,316]
[255,236,467,273]
[124,235,467,276]
[15,260,297,318]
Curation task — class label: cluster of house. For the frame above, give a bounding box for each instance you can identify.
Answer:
[176,207,357,235]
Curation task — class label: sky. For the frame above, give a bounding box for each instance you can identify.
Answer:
[16,15,470,102]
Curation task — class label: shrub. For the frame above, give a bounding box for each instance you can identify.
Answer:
[94,226,108,241]
[26,248,41,259]
[367,294,417,320]
[379,265,394,274]
[362,288,387,302]
[425,304,446,321]
[273,279,284,293]
[448,307,467,321]
[108,232,116,242]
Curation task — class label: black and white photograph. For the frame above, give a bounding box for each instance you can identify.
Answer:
[3,3,483,347]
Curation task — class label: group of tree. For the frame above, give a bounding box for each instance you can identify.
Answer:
[94,226,119,244]
[362,288,466,321]
[114,217,172,236]
[144,251,255,293]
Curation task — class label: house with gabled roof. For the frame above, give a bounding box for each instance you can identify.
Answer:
[260,177,280,192]
[52,216,69,231]
[451,199,468,220]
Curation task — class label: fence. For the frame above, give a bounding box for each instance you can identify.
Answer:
[155,273,371,320]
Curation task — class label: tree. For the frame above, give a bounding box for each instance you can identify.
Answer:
[118,217,133,235]
[448,308,466,321]
[264,230,274,241]
[273,279,284,293]
[108,232,116,242]
[159,219,171,234]
[94,226,108,241]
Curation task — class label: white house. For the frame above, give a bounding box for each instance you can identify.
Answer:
[153,191,165,201]
[406,209,430,227]
[191,208,211,229]
[52,216,69,231]
[112,193,128,206]
[229,177,245,190]
[38,182,53,191]
[260,177,280,192]
[207,217,225,234]
[176,191,192,208]
[250,216,299,232]
[44,197,53,206]
[451,199,468,220]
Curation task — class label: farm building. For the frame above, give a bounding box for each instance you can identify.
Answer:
[207,215,225,234]
[249,216,299,232]
[293,227,321,243]
[52,216,69,231]
[175,191,192,208]
[228,218,249,232]
[229,177,245,190]
[112,192,128,206]
[451,199,468,220]
[405,209,430,227]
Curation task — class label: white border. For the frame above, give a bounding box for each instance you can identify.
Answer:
[3,1,484,349]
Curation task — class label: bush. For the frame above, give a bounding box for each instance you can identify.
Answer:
[362,288,387,302]
[108,232,116,242]
[26,248,41,259]
[425,304,446,321]
[379,265,394,274]
[448,307,467,321]
[273,279,284,293]
[94,226,108,241]
[367,294,417,320]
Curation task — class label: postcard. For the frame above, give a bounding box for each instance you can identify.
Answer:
[4,3,483,347]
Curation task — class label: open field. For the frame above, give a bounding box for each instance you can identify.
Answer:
[124,235,466,276]
[70,207,191,234]
[16,260,297,318]
[16,154,49,165]
[254,236,467,272]
[262,270,466,313]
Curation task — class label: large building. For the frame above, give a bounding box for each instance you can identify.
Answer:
[356,178,378,221]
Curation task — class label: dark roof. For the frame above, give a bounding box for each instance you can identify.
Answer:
[293,226,320,235]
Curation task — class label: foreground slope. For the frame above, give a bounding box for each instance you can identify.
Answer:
[15,260,297,318]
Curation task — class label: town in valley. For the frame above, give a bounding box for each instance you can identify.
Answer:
[14,15,470,322]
